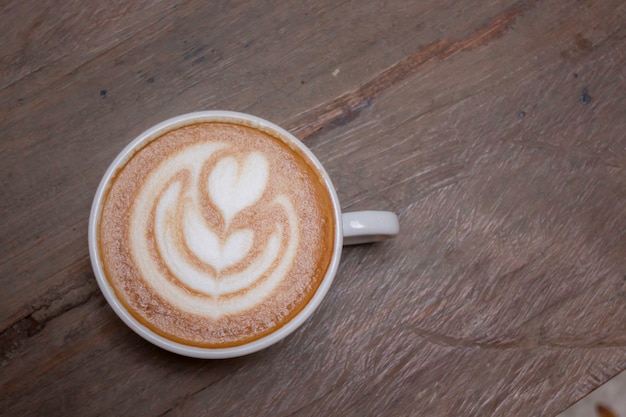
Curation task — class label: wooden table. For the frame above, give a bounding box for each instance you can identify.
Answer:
[2,1,625,415]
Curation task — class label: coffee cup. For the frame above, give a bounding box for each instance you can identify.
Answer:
[89,111,398,358]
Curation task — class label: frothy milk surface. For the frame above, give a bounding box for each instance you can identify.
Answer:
[99,122,335,347]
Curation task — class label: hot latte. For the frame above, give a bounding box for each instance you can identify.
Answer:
[97,121,335,347]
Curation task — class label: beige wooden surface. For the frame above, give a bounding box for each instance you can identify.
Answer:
[1,0,625,415]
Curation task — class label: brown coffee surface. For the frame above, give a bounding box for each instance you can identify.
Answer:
[98,122,335,347]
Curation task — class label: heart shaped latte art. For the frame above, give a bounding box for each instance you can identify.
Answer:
[208,152,269,226]
[183,203,254,272]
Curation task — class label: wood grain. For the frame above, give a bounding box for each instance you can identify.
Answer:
[0,0,525,331]
[1,0,625,416]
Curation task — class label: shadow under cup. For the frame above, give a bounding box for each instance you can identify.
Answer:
[89,111,344,359]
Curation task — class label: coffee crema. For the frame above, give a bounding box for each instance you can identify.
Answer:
[98,122,335,347]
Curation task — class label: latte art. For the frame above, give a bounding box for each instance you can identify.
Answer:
[134,143,298,304]
[99,122,335,347]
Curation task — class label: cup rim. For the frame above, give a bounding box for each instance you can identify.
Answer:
[88,111,344,358]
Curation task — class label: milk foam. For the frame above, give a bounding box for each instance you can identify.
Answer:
[129,141,299,317]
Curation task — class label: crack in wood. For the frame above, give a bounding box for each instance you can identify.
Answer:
[155,407,174,417]
[288,0,542,141]
[0,270,99,365]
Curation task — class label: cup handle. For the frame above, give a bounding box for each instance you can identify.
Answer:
[341,211,399,245]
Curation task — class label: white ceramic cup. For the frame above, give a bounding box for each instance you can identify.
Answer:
[89,111,399,358]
